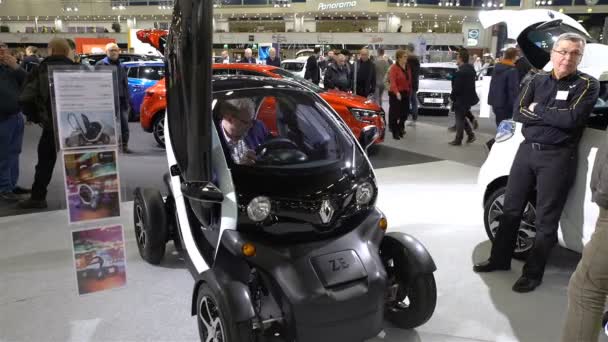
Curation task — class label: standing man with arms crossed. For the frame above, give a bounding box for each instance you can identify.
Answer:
[473,33,599,293]
[304,47,320,85]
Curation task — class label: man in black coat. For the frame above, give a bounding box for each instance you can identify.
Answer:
[304,47,320,85]
[265,47,281,67]
[488,47,520,126]
[240,48,256,64]
[353,48,376,98]
[323,52,351,92]
[21,46,40,73]
[449,49,478,146]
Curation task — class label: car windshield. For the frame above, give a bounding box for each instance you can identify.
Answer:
[271,68,325,94]
[212,88,357,170]
[281,62,305,72]
[420,67,455,80]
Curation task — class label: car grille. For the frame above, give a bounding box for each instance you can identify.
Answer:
[417,92,450,108]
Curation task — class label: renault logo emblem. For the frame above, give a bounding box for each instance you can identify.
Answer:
[319,199,334,224]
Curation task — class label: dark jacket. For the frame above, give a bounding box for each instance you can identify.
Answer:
[324,62,351,92]
[0,64,26,120]
[19,55,77,130]
[240,57,256,64]
[96,56,130,110]
[488,62,520,115]
[265,56,281,67]
[514,70,599,145]
[515,56,532,83]
[304,54,320,85]
[407,55,420,92]
[450,63,479,108]
[21,55,40,73]
[354,59,376,97]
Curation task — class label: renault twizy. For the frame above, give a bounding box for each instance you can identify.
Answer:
[133,1,437,341]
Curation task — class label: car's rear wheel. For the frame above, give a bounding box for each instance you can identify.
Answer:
[153,113,166,148]
[484,186,536,260]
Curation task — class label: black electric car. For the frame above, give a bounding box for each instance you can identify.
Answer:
[133,1,438,341]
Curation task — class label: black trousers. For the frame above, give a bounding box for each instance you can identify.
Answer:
[454,104,474,142]
[31,128,57,201]
[119,107,130,147]
[490,143,577,280]
[388,91,410,134]
[493,106,512,127]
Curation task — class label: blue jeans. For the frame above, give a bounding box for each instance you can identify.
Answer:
[409,91,419,121]
[0,113,25,193]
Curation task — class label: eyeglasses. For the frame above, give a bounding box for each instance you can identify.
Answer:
[552,49,583,59]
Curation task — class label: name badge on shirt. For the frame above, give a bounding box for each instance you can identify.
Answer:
[556,90,569,101]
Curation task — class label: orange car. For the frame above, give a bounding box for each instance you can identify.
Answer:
[140,64,385,148]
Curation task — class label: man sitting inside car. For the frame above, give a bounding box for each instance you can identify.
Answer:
[219,98,270,165]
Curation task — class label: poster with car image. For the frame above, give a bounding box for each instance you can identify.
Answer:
[71,224,127,295]
[63,149,121,224]
[51,69,119,150]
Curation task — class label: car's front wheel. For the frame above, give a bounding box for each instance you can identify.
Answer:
[153,113,166,148]
[484,186,536,260]
[196,282,255,342]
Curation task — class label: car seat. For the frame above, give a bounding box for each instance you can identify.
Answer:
[81,114,102,141]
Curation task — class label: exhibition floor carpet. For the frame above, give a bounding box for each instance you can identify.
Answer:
[1,158,600,342]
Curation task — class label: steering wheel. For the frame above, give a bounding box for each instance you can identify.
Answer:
[255,138,308,165]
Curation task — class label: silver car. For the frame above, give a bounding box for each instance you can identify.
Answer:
[416,62,457,115]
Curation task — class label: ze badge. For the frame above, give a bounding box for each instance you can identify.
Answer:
[556,90,569,101]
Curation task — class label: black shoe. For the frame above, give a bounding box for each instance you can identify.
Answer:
[473,260,510,273]
[17,198,48,209]
[12,186,31,195]
[448,126,456,132]
[512,276,542,293]
[473,119,479,130]
[399,128,405,138]
[466,135,477,144]
[392,132,400,140]
[0,191,20,202]
[121,146,133,154]
[448,140,462,146]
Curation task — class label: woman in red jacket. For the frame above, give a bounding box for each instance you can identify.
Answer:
[388,49,412,140]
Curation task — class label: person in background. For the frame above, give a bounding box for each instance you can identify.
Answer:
[21,46,40,73]
[374,48,391,108]
[304,47,320,85]
[66,39,79,64]
[18,38,78,209]
[319,49,335,74]
[96,43,132,153]
[488,47,520,127]
[266,47,281,67]
[515,53,533,85]
[473,33,599,293]
[405,44,421,127]
[448,49,477,146]
[562,132,608,340]
[323,52,351,92]
[473,55,482,73]
[387,49,412,140]
[353,48,375,98]
[0,41,28,202]
[240,48,256,64]
[221,50,231,64]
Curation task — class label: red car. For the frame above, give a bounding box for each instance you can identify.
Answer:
[140,64,385,148]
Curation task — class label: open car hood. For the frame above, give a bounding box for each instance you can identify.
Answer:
[479,10,605,72]
[136,29,168,55]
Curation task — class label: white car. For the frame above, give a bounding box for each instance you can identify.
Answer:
[417,62,457,115]
[281,56,309,78]
[478,9,608,258]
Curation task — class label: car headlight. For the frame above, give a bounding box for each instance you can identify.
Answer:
[356,182,374,205]
[350,108,381,121]
[247,196,271,222]
[495,120,516,143]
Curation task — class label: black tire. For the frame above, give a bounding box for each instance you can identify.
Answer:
[483,186,536,260]
[196,282,255,342]
[133,188,168,264]
[153,113,166,148]
[385,273,437,329]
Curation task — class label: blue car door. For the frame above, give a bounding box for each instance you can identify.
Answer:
[131,65,164,114]
[127,66,146,114]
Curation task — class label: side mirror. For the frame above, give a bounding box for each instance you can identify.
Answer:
[359,125,378,151]
[181,181,224,203]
